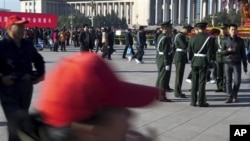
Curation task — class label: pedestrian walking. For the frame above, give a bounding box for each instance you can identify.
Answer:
[0,15,45,141]
[221,24,248,103]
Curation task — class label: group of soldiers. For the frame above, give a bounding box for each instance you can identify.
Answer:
[155,21,248,107]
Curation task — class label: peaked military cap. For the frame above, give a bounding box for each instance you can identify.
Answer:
[220,23,228,29]
[161,21,172,27]
[183,24,193,33]
[210,28,220,35]
[194,22,208,29]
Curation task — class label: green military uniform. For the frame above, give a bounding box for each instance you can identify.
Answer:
[215,35,227,91]
[188,22,212,107]
[173,32,188,97]
[155,21,172,102]
[215,24,228,92]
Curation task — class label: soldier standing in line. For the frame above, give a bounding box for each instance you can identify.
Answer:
[173,25,193,98]
[188,22,212,107]
[215,23,228,92]
[221,24,248,103]
[155,21,173,102]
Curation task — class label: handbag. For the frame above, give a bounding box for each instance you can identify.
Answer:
[126,46,132,55]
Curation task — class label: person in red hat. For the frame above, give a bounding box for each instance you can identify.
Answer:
[0,15,45,141]
[34,53,157,141]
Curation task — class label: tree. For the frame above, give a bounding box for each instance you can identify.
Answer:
[58,11,128,29]
[203,11,241,27]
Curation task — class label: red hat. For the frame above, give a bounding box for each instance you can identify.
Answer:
[36,53,158,127]
[5,15,29,28]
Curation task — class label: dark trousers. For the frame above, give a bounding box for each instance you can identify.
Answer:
[53,40,59,52]
[122,45,135,58]
[174,62,185,96]
[0,80,33,141]
[191,66,208,105]
[134,45,144,61]
[224,63,241,98]
[216,62,225,91]
[101,46,112,59]
[60,41,66,51]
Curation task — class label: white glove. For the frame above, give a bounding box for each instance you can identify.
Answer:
[165,65,170,71]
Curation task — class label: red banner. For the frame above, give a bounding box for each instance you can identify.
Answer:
[0,12,57,28]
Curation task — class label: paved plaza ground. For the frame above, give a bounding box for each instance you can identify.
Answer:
[0,45,250,141]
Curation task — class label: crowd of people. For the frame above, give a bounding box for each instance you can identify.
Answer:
[0,14,250,141]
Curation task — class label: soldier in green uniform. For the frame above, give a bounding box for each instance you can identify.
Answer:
[155,21,172,102]
[215,23,228,92]
[188,22,212,107]
[173,25,193,98]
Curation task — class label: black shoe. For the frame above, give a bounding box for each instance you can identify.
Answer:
[166,88,173,92]
[199,103,209,107]
[215,89,223,92]
[175,94,187,98]
[159,98,172,102]
[225,98,232,103]
[122,56,126,59]
[190,103,197,106]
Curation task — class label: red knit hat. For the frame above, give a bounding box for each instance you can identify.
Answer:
[36,53,158,127]
[5,15,29,28]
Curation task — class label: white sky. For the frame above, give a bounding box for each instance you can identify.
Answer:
[1,0,20,12]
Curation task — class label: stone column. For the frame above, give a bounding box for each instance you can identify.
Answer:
[218,0,221,12]
[200,0,203,21]
[155,0,158,24]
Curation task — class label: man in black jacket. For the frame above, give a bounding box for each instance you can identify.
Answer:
[0,15,45,141]
[221,24,248,103]
[122,28,135,59]
[79,24,93,52]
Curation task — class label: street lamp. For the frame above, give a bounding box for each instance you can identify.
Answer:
[210,14,217,27]
[136,14,138,29]
[69,15,75,30]
[90,0,94,27]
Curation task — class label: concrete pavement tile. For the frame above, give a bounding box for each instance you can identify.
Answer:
[190,123,230,141]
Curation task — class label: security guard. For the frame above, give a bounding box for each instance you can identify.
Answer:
[173,25,193,98]
[188,22,212,107]
[155,21,172,102]
[215,23,228,92]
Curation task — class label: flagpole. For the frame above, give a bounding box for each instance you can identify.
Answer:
[33,0,35,13]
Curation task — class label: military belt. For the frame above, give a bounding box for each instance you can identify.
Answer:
[158,52,172,55]
[176,48,186,52]
[194,54,207,57]
[159,52,164,55]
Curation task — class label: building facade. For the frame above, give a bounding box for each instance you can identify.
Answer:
[19,0,241,27]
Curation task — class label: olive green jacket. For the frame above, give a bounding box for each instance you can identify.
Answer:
[188,32,212,67]
[215,35,227,63]
[173,32,188,63]
[156,33,172,67]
